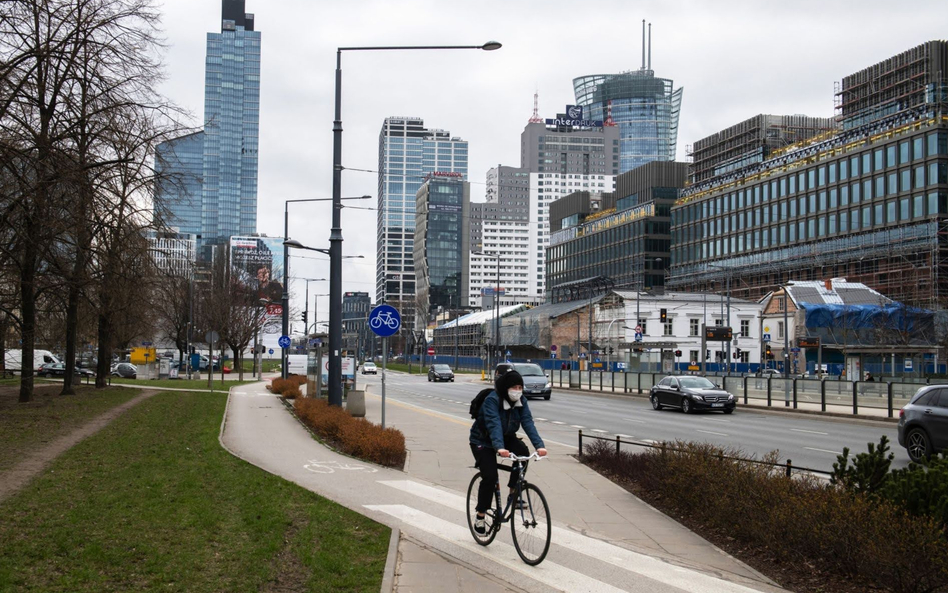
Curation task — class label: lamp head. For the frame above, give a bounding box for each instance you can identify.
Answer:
[481,41,502,51]
[284,238,303,249]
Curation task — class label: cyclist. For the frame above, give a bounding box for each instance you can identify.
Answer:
[469,369,547,534]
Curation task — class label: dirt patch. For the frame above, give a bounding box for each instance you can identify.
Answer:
[261,510,312,593]
[0,386,157,504]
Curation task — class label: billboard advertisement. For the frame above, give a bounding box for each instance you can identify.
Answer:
[230,236,285,353]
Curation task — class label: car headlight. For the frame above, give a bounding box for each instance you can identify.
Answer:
[544,382,551,389]
[693,395,704,401]
[728,394,734,400]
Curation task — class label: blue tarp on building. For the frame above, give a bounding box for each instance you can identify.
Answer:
[800,302,935,346]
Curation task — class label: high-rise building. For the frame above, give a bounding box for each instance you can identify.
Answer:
[202,0,260,246]
[342,292,372,360]
[155,131,204,237]
[413,174,470,330]
[377,117,468,331]
[573,22,682,173]
[468,112,619,308]
[669,41,948,309]
[146,230,198,276]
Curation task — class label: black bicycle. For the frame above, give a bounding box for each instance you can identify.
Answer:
[465,452,551,565]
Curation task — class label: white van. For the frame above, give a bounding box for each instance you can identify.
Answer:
[3,349,61,372]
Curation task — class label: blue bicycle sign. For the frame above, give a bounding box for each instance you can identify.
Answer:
[369,304,401,337]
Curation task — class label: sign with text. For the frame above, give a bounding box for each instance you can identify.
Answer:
[705,326,733,341]
[798,337,821,348]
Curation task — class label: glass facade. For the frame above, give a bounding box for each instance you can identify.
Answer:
[377,117,468,320]
[415,178,466,319]
[155,131,204,237]
[573,69,682,173]
[202,4,260,245]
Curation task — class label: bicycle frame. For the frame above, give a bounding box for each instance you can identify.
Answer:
[489,452,541,528]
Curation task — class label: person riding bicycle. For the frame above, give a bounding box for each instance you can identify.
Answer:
[469,369,547,534]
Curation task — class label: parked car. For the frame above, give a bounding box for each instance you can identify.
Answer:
[650,375,736,414]
[361,362,378,375]
[427,364,455,382]
[111,362,138,379]
[494,362,551,400]
[37,363,94,378]
[898,385,948,462]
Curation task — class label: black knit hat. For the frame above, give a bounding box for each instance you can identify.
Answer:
[495,369,524,399]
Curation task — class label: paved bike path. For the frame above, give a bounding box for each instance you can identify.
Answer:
[222,381,786,593]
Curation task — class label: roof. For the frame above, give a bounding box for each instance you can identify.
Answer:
[502,296,607,324]
[611,289,757,305]
[786,279,891,307]
[438,304,527,329]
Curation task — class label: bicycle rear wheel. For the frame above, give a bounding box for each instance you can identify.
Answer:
[510,483,551,565]
[466,472,498,546]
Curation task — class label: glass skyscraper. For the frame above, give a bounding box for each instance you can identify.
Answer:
[155,131,204,237]
[573,68,682,173]
[202,0,260,244]
[377,117,468,330]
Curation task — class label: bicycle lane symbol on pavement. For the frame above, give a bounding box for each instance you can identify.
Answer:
[303,459,379,474]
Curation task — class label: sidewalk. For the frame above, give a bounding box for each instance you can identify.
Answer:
[221,380,787,593]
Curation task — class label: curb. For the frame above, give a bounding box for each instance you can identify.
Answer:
[380,528,400,593]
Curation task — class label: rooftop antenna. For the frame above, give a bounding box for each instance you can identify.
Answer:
[641,19,646,70]
[529,89,543,123]
[648,23,652,70]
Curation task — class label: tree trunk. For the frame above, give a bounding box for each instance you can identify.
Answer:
[61,278,82,396]
[18,244,37,403]
[233,346,243,381]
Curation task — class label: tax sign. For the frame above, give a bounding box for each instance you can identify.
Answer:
[369,304,401,337]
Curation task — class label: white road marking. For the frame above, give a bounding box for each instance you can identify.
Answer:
[303,459,378,474]
[551,421,566,425]
[591,429,608,434]
[623,418,646,424]
[377,481,764,592]
[696,430,729,437]
[535,418,548,422]
[365,504,628,593]
[570,425,585,429]
[804,447,842,455]
[791,428,828,435]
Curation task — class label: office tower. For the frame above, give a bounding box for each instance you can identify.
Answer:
[342,292,372,359]
[573,22,682,173]
[155,131,204,237]
[669,41,948,309]
[377,117,468,331]
[413,174,470,330]
[202,0,260,246]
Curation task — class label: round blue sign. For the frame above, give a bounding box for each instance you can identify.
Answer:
[278,335,291,349]
[368,304,401,337]
[268,348,274,355]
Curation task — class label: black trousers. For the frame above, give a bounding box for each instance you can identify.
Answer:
[470,435,529,514]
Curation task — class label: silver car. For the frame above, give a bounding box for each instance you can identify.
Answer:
[898,385,948,462]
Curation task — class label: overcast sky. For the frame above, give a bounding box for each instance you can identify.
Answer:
[156,0,948,326]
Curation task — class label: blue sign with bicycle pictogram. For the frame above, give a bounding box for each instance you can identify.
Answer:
[278,335,291,349]
[369,304,401,337]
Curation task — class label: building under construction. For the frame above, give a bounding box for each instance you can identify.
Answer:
[669,41,948,311]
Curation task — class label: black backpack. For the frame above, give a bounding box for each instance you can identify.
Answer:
[469,387,495,420]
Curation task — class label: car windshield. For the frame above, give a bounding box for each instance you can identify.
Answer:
[364,363,376,367]
[513,364,544,377]
[433,365,451,371]
[678,377,717,389]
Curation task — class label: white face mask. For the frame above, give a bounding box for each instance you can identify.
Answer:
[508,388,523,403]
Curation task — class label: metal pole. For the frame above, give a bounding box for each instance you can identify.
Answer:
[187,269,194,380]
[282,206,289,380]
[328,49,344,407]
[381,336,387,429]
[726,272,731,374]
[305,281,310,338]
[495,255,500,364]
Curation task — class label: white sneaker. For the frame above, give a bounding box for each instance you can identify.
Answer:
[474,517,486,535]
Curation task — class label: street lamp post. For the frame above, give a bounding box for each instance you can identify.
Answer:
[282,198,367,380]
[474,251,501,369]
[332,41,500,407]
[708,263,733,374]
[303,279,327,337]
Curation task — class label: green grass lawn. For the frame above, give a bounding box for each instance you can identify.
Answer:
[0,391,389,592]
[0,385,141,472]
[109,377,259,390]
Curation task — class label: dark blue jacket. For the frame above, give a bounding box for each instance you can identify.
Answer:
[469,390,544,450]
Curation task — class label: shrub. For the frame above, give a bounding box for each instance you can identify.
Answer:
[287,374,307,387]
[268,378,289,394]
[292,398,405,469]
[581,438,948,593]
[880,453,948,530]
[282,386,302,400]
[830,435,894,494]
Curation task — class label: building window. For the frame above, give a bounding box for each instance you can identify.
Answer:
[689,350,699,364]
[638,320,647,335]
[778,321,785,339]
[663,321,673,337]
[690,319,700,337]
[740,319,750,337]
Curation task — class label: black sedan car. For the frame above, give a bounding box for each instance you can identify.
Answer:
[650,375,736,414]
[428,364,455,382]
[898,385,948,462]
[38,363,94,378]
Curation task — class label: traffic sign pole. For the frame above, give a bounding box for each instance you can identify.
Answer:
[369,304,401,428]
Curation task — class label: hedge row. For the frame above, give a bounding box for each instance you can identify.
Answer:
[582,439,948,593]
[294,397,406,469]
[268,375,306,399]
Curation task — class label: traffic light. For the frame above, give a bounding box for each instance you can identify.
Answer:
[674,349,682,357]
[608,347,614,355]
[660,308,667,322]
[765,345,773,359]
[302,311,308,326]
[705,349,710,360]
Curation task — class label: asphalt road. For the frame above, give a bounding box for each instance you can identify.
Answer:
[358,371,911,474]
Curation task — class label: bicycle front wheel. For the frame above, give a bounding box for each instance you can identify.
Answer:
[510,483,551,565]
[466,472,498,546]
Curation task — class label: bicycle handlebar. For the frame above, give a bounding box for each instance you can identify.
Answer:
[503,452,544,462]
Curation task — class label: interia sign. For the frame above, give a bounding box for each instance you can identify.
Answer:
[545,105,603,128]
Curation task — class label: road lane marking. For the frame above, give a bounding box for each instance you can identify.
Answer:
[551,421,566,425]
[376,481,764,592]
[591,429,608,434]
[364,504,628,593]
[696,430,729,437]
[623,418,646,424]
[791,429,828,435]
[535,418,548,421]
[804,447,842,455]
[570,425,585,429]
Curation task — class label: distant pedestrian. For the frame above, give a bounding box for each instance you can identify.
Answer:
[865,372,875,382]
